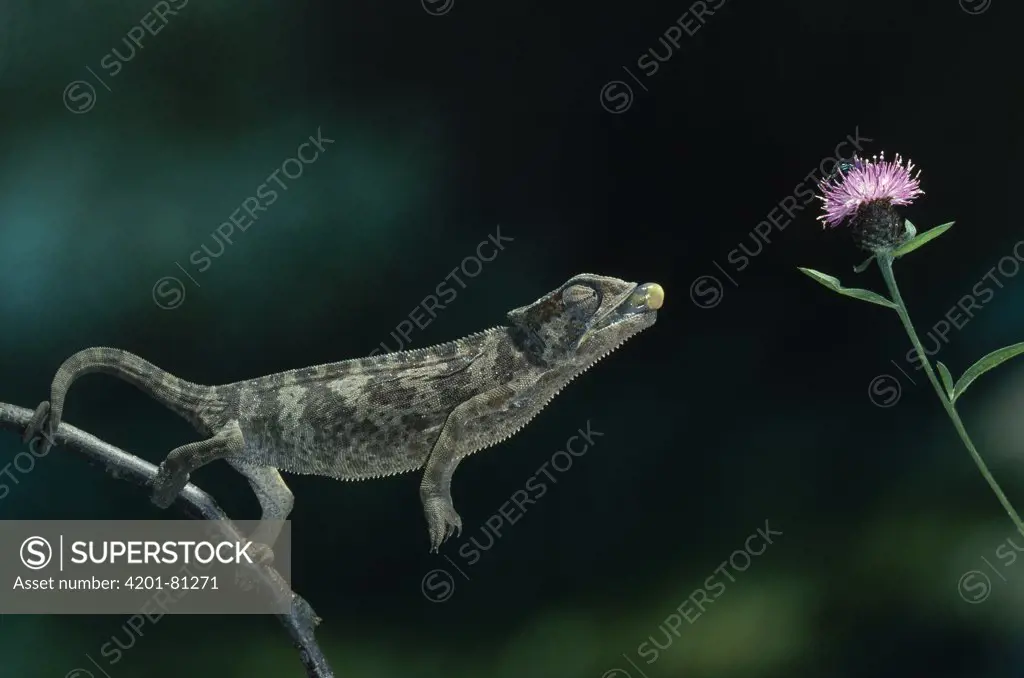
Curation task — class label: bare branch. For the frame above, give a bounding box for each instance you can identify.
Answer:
[0,401,335,678]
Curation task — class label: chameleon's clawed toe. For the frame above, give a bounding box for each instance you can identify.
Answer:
[423,495,461,552]
[151,462,189,509]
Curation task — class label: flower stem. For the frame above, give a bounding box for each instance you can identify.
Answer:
[877,253,1024,539]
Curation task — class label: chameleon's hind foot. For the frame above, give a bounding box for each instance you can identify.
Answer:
[247,541,275,565]
[231,541,274,593]
[152,428,242,510]
[422,494,462,552]
[22,401,56,453]
[151,460,189,509]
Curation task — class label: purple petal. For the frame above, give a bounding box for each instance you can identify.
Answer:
[817,152,923,228]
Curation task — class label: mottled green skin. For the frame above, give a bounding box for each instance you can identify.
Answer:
[23,274,660,551]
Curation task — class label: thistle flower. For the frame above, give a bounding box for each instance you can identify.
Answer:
[817,152,924,251]
[800,151,1024,573]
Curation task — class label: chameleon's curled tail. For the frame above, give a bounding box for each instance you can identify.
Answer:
[47,347,213,426]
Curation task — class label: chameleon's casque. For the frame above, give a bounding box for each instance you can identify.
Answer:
[23,273,663,551]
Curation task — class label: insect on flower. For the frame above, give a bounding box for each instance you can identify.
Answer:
[822,157,864,185]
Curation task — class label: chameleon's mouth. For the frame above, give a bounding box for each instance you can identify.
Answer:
[625,282,665,312]
[582,282,663,343]
[608,282,665,320]
[569,280,663,353]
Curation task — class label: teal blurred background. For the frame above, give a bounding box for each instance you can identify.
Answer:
[3,0,1024,676]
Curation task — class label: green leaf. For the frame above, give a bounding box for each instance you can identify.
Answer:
[853,255,875,274]
[891,221,954,259]
[834,287,900,309]
[937,361,954,398]
[797,267,898,309]
[798,267,842,290]
[951,341,1024,403]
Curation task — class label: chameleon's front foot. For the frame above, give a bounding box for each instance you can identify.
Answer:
[421,493,462,552]
[22,401,57,453]
[151,460,189,509]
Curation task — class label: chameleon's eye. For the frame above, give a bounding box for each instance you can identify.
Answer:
[561,285,600,321]
[561,284,597,308]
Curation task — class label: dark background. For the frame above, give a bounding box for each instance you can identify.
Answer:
[3,0,1024,676]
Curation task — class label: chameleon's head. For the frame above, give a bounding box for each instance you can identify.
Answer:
[506,273,663,369]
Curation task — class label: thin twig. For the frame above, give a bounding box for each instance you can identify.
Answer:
[0,401,335,678]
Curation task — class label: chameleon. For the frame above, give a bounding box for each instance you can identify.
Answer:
[22,273,664,552]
